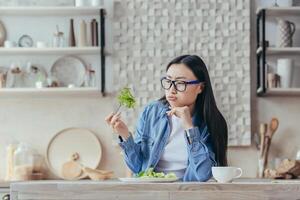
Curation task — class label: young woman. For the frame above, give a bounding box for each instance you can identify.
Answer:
[105,55,228,181]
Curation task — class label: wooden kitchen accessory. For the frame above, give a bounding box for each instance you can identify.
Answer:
[259,123,268,158]
[46,128,102,180]
[61,153,82,180]
[261,118,279,177]
[82,167,114,181]
[264,159,300,179]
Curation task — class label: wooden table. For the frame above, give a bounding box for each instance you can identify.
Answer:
[10,179,300,200]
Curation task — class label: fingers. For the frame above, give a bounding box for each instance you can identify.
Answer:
[166,108,176,116]
[105,112,114,124]
[110,112,121,126]
[113,121,121,129]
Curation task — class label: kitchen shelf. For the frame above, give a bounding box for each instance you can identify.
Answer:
[263,88,300,96]
[266,47,300,55]
[256,8,300,96]
[0,6,103,16]
[257,7,300,17]
[0,47,101,55]
[0,7,107,95]
[0,87,102,98]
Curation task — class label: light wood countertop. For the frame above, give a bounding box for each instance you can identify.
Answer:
[9,178,300,200]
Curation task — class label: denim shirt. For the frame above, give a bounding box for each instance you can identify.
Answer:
[119,100,217,182]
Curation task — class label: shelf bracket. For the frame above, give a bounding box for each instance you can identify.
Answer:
[100,8,106,96]
[256,9,266,96]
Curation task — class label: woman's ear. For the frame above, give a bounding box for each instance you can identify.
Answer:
[198,83,205,94]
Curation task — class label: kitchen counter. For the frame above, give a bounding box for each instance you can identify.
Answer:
[10,178,300,200]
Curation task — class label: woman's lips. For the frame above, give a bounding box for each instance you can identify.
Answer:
[167,96,177,101]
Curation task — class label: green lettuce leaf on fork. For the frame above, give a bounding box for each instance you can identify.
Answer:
[116,87,136,111]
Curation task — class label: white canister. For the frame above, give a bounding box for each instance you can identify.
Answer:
[91,0,101,7]
[4,40,16,48]
[36,41,47,48]
[275,0,293,7]
[75,0,88,7]
[277,58,294,88]
[78,20,87,47]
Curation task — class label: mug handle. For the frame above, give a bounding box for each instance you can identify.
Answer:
[235,168,243,178]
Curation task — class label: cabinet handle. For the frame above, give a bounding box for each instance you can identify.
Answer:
[2,194,10,200]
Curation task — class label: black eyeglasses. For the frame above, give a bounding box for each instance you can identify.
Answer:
[160,77,202,92]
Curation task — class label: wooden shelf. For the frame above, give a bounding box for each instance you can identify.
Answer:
[266,47,300,55]
[257,7,300,16]
[264,88,300,96]
[0,6,103,15]
[0,47,101,55]
[0,87,102,98]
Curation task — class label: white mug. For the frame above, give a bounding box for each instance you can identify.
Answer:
[4,40,16,48]
[36,41,47,48]
[212,167,242,183]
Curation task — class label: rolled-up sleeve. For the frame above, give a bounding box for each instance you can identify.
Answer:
[183,126,217,182]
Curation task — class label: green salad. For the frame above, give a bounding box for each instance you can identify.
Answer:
[136,168,177,179]
[117,87,136,109]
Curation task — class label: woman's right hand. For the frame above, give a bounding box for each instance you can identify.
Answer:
[105,112,130,139]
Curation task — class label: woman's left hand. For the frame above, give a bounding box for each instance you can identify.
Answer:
[166,106,194,129]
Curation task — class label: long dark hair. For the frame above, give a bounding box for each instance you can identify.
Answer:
[160,55,228,166]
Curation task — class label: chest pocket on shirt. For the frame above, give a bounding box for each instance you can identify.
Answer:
[141,137,154,159]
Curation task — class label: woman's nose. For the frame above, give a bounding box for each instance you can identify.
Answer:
[169,83,177,94]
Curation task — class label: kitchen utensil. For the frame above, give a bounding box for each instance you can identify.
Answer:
[61,153,82,180]
[50,56,87,87]
[259,123,267,158]
[46,128,102,180]
[262,118,279,176]
[268,118,279,139]
[82,166,114,181]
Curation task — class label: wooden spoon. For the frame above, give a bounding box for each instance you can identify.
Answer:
[262,118,279,177]
[259,123,268,158]
[268,118,279,139]
[61,153,82,180]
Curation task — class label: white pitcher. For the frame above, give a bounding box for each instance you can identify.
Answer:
[276,19,296,47]
[0,20,6,47]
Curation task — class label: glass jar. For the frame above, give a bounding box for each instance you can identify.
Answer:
[13,143,34,181]
[5,142,18,181]
[53,31,65,47]
[85,69,96,87]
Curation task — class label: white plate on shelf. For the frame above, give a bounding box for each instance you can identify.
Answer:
[50,56,87,87]
[119,177,179,183]
[46,128,102,180]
